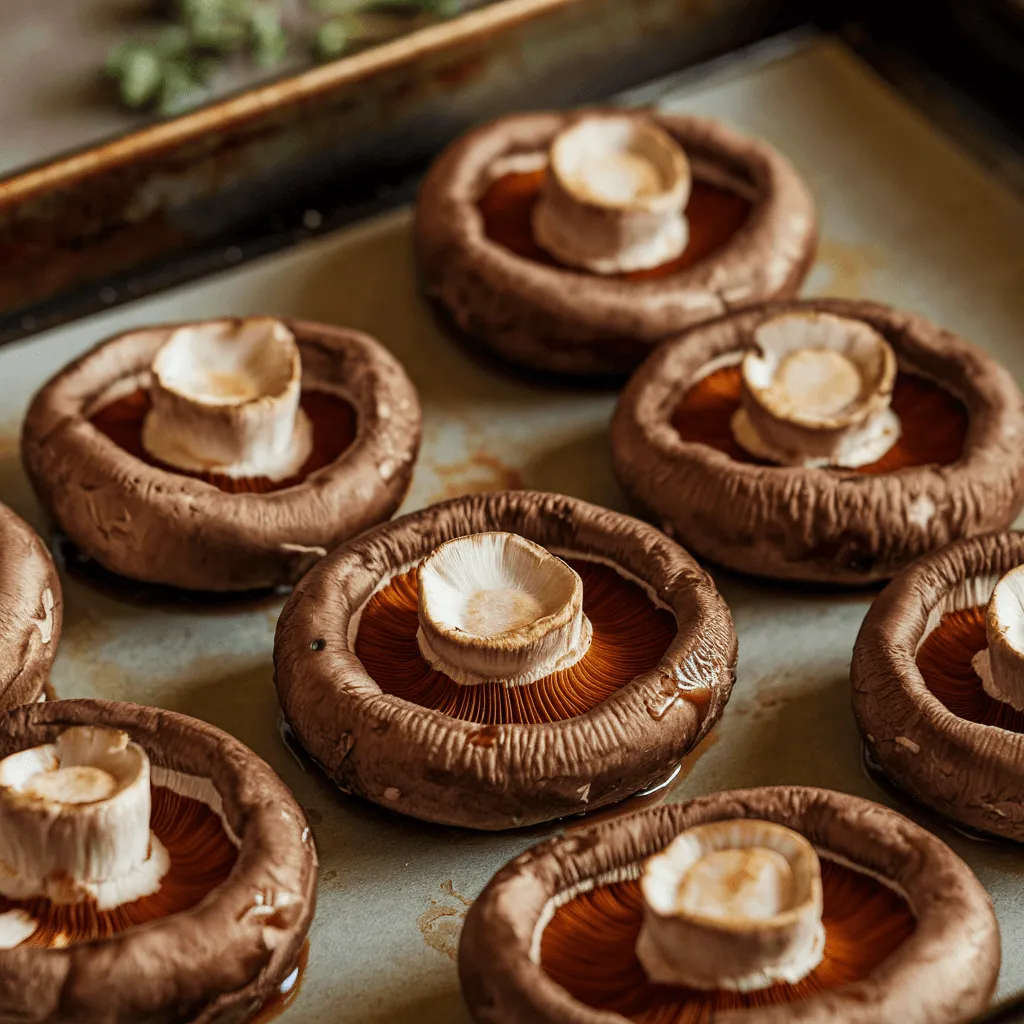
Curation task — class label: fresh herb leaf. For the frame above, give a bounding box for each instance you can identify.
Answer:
[117,47,164,108]
[250,5,290,66]
[313,17,350,60]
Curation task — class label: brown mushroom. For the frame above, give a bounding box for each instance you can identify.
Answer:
[0,698,316,1022]
[612,298,1024,584]
[415,109,816,380]
[273,491,736,830]
[0,502,62,710]
[459,786,1000,1024]
[852,530,1024,840]
[22,317,422,592]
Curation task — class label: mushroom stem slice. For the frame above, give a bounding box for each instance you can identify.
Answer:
[733,312,900,468]
[532,115,691,275]
[637,819,825,992]
[141,317,313,481]
[0,727,169,909]
[974,565,1024,711]
[416,532,593,687]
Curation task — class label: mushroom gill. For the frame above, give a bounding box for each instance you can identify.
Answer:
[917,601,1024,734]
[355,543,676,725]
[540,856,915,1022]
[0,729,237,949]
[671,363,967,475]
[90,320,358,494]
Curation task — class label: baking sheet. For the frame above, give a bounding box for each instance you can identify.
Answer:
[2,36,1024,1022]
[0,0,784,335]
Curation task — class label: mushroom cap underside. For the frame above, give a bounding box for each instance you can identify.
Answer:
[853,530,1024,840]
[612,297,1024,584]
[458,785,999,1024]
[0,699,317,1024]
[21,318,422,592]
[274,490,737,830]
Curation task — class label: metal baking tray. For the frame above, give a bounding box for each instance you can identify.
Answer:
[3,31,1024,1024]
[0,0,790,346]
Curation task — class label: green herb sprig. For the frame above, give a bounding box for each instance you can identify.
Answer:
[106,0,466,116]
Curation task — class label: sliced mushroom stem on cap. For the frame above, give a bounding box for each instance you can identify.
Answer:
[0,726,169,909]
[416,532,593,687]
[973,564,1024,712]
[732,311,901,468]
[531,115,692,275]
[636,819,825,992]
[141,316,313,481]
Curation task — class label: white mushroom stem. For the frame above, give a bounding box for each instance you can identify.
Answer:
[141,317,313,481]
[532,115,691,275]
[416,532,592,687]
[732,312,901,468]
[636,820,825,992]
[973,565,1024,711]
[0,727,169,909]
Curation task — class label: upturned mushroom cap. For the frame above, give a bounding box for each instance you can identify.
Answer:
[973,565,1024,711]
[415,110,817,378]
[142,317,313,481]
[637,819,824,991]
[416,533,592,687]
[458,786,1000,1024]
[612,298,1024,583]
[21,318,422,592]
[0,699,317,1024]
[532,115,691,275]
[0,726,168,909]
[735,311,900,468]
[274,490,736,830]
[853,531,1024,839]
[0,503,62,710]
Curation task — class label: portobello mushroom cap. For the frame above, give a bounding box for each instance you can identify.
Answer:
[273,491,737,830]
[21,318,422,592]
[0,502,62,710]
[852,530,1024,840]
[611,298,1024,584]
[459,786,999,1024]
[0,698,317,1023]
[414,110,816,379]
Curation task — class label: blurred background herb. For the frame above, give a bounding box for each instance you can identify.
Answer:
[105,0,466,116]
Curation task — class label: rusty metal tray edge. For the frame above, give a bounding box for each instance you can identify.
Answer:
[0,0,787,338]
